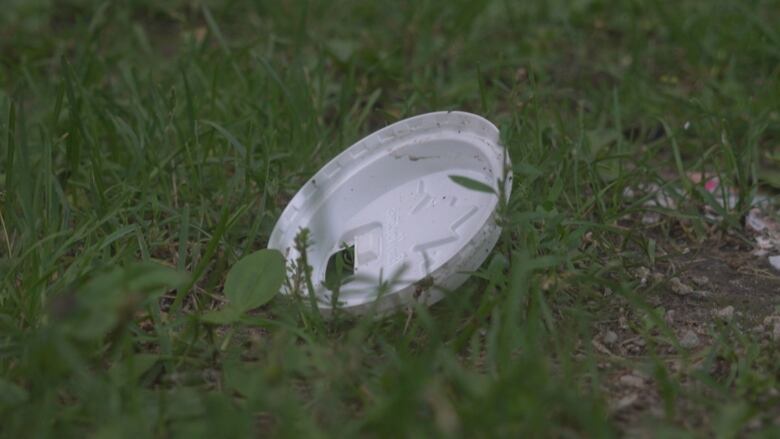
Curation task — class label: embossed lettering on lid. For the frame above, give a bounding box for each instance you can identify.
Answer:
[268,111,511,316]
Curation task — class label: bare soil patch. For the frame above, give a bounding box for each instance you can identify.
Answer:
[598,238,780,434]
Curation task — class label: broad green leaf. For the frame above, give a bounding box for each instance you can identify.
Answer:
[448,175,496,194]
[223,248,285,312]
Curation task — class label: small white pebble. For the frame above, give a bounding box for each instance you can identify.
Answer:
[612,393,638,411]
[754,249,770,257]
[641,212,662,225]
[603,330,618,345]
[679,330,700,349]
[692,275,709,286]
[619,374,645,388]
[756,236,773,250]
[714,305,735,321]
[635,266,651,285]
[670,277,693,296]
[763,316,780,326]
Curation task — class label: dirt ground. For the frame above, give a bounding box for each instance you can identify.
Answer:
[594,235,780,434]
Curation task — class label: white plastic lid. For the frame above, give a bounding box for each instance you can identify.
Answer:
[268,111,511,315]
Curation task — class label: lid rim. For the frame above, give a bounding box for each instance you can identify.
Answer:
[268,111,511,315]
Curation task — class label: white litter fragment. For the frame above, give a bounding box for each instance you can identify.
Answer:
[769,255,780,272]
[267,111,511,316]
[747,208,769,233]
[622,173,773,226]
[753,236,774,257]
[745,205,780,265]
[625,172,774,228]
[756,236,774,250]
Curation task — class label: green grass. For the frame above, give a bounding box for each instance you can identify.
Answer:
[1,0,779,437]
